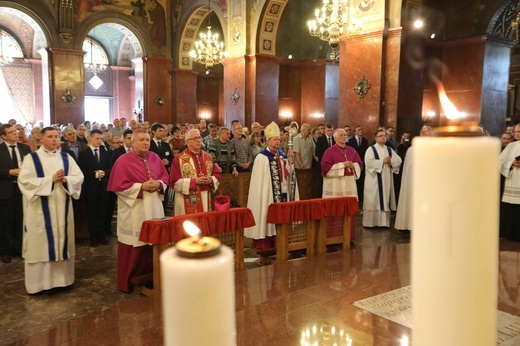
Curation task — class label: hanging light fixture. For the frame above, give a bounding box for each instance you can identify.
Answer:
[0,30,14,66]
[307,0,349,61]
[189,0,228,73]
[84,28,107,75]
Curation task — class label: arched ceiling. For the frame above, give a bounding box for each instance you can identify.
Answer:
[0,7,47,59]
[86,23,143,66]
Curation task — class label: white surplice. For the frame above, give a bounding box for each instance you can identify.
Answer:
[245,152,299,240]
[116,184,166,247]
[18,149,84,294]
[363,144,402,227]
[395,147,414,231]
[499,141,520,204]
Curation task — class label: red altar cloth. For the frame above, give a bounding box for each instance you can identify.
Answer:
[266,197,359,224]
[139,207,256,244]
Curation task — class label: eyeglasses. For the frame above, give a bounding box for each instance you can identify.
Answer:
[5,130,17,135]
[187,136,202,141]
[376,134,386,137]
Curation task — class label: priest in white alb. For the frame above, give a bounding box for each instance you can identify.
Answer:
[395,124,432,231]
[321,128,363,239]
[18,127,84,294]
[245,122,298,262]
[362,129,402,227]
[499,123,520,241]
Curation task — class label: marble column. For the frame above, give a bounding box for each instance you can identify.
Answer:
[144,57,172,125]
[171,68,198,125]
[340,30,385,141]
[44,47,85,126]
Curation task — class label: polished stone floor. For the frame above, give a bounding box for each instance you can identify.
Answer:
[1,215,519,345]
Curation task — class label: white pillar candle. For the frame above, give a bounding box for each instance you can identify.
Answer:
[412,134,499,345]
[160,241,236,346]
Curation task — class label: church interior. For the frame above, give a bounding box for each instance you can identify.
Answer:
[2,0,520,344]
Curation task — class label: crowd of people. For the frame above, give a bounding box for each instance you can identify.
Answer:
[1,116,518,294]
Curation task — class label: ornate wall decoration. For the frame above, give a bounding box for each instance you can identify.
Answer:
[230,88,239,105]
[353,76,371,99]
[62,88,76,106]
[59,32,73,45]
[258,0,288,55]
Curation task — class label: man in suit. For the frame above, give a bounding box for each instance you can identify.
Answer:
[0,124,32,263]
[111,129,133,163]
[315,123,335,168]
[348,125,369,207]
[102,131,113,151]
[149,123,173,172]
[61,127,89,161]
[78,129,111,247]
[106,129,133,234]
[150,123,174,214]
[76,124,88,144]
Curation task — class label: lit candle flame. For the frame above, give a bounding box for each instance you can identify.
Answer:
[434,79,463,120]
[183,221,202,238]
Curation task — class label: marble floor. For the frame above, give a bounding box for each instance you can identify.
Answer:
[1,215,519,345]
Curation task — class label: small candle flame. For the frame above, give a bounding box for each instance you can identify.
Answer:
[434,79,463,120]
[183,221,202,238]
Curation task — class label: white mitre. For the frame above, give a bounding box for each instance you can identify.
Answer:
[264,121,280,139]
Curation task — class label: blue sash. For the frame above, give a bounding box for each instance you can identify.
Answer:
[370,145,392,211]
[259,148,297,203]
[30,152,70,261]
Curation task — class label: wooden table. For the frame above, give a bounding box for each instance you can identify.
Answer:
[266,197,359,261]
[139,207,255,294]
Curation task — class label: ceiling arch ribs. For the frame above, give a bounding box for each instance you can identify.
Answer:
[258,0,288,56]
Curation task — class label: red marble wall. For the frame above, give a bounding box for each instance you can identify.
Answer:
[196,74,221,125]
[111,66,133,123]
[301,60,326,127]
[382,28,402,130]
[48,48,85,126]
[172,69,197,125]
[223,56,246,127]
[279,59,302,127]
[340,31,384,142]
[254,54,280,127]
[144,57,172,125]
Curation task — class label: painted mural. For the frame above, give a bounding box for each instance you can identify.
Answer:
[75,0,167,48]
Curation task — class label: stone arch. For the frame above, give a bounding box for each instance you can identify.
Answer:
[74,11,152,63]
[0,1,53,59]
[249,0,267,55]
[487,0,520,40]
[177,0,228,70]
[257,0,289,56]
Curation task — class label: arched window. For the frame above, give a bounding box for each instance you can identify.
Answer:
[83,38,109,66]
[0,29,24,59]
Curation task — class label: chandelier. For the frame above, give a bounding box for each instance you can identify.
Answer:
[307,0,349,61]
[189,1,228,72]
[84,28,107,75]
[0,30,14,66]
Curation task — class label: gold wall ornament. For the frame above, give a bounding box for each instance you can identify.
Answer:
[353,76,371,98]
[512,12,520,41]
[230,88,240,105]
[59,33,73,45]
[61,88,76,105]
[154,96,166,107]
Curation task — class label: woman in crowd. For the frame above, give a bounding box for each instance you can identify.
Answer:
[250,131,263,158]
